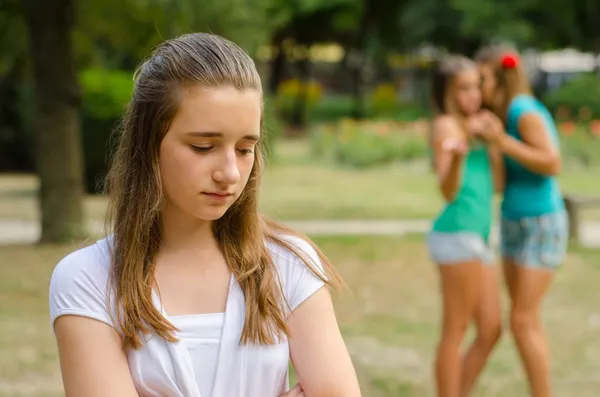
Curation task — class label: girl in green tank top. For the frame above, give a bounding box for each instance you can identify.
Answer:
[427,55,505,397]
[431,140,493,241]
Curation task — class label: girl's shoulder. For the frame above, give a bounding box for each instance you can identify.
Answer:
[266,234,327,313]
[266,234,324,276]
[432,115,466,143]
[50,238,112,292]
[49,238,115,330]
[433,114,460,130]
[507,94,540,120]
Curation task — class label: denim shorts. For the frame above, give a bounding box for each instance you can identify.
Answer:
[500,211,568,270]
[427,231,494,265]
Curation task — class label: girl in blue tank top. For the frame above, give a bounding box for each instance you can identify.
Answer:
[427,55,505,397]
[475,46,568,397]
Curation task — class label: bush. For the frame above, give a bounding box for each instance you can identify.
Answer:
[310,119,428,169]
[276,79,323,124]
[80,68,134,193]
[370,83,398,118]
[308,96,355,123]
[543,73,600,120]
[307,95,430,125]
[392,102,432,121]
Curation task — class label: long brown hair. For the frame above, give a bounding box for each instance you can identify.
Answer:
[428,55,477,161]
[474,45,532,120]
[431,55,477,118]
[104,33,344,350]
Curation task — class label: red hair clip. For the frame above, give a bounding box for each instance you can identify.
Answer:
[501,53,519,69]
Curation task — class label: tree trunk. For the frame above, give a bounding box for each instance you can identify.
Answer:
[268,35,287,95]
[349,49,367,119]
[0,59,28,171]
[350,0,372,120]
[290,55,311,129]
[24,0,85,243]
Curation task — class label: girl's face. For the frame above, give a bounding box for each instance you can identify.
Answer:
[158,84,262,224]
[478,63,497,108]
[453,68,482,116]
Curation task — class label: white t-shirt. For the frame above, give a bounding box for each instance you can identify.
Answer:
[49,234,326,397]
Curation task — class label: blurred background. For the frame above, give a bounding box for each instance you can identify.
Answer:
[1,0,600,396]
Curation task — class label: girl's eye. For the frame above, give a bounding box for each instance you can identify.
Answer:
[191,145,254,155]
[191,145,212,152]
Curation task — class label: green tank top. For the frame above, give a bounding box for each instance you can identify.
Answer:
[431,142,494,241]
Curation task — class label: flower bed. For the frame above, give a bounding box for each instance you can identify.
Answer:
[310,117,600,169]
[310,119,430,168]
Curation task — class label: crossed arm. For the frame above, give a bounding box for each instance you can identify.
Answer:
[286,287,361,397]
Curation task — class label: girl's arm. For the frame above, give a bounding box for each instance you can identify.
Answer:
[287,287,361,397]
[432,116,468,202]
[55,316,140,397]
[497,113,561,176]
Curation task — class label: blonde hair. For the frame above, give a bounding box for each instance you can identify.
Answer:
[475,46,532,120]
[104,33,344,350]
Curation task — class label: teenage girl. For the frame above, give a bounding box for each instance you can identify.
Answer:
[49,33,361,397]
[474,46,567,397]
[427,55,504,397]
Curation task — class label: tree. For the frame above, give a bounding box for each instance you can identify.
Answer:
[23,0,86,242]
[264,0,360,126]
[400,0,485,55]
[73,0,283,70]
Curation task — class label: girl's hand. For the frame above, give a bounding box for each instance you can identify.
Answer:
[472,110,505,145]
[467,114,488,137]
[280,383,305,397]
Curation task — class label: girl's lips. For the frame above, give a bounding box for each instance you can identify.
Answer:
[202,192,233,199]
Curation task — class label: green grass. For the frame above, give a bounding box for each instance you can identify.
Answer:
[261,139,600,221]
[1,139,600,223]
[262,147,441,220]
[1,235,599,396]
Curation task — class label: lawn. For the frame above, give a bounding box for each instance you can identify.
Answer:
[1,235,599,396]
[2,139,600,224]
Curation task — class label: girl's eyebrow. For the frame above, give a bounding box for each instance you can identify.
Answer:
[186,131,260,142]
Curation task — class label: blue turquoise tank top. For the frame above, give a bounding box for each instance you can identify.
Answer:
[502,95,564,219]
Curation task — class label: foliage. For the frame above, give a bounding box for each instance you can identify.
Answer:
[80,68,134,119]
[308,115,600,170]
[275,78,323,123]
[307,95,429,124]
[80,68,134,193]
[310,119,429,168]
[400,0,600,52]
[308,96,356,123]
[0,1,27,75]
[74,0,284,68]
[450,0,538,46]
[543,74,600,121]
[370,83,398,118]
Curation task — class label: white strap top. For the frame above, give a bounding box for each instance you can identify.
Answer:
[49,234,327,397]
[170,313,225,397]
